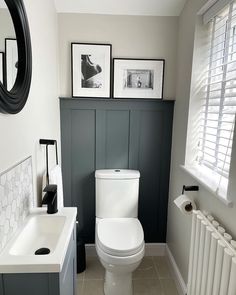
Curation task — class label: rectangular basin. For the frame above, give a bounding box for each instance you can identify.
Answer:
[9,215,66,256]
[0,207,77,273]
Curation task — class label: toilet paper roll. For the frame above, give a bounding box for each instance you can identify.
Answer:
[174,194,196,215]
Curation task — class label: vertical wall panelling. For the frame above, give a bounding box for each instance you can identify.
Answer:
[71,110,96,240]
[129,111,141,169]
[0,276,3,295]
[60,98,174,243]
[158,108,174,241]
[95,110,106,169]
[60,108,72,206]
[105,111,130,169]
[137,111,163,242]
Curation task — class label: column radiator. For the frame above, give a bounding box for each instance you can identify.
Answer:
[188,210,236,295]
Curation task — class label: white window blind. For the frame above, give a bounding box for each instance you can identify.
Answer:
[198,0,236,194]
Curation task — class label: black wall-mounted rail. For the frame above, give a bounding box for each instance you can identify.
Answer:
[39,139,58,185]
[182,185,199,194]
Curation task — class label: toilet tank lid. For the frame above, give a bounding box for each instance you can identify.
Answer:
[95,169,140,179]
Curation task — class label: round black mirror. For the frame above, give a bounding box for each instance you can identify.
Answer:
[0,0,32,114]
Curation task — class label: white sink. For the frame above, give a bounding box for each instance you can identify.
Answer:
[10,215,66,256]
[0,207,77,273]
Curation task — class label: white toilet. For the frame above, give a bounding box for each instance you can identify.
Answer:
[95,169,145,295]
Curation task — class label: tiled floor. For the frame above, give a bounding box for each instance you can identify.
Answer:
[77,256,179,295]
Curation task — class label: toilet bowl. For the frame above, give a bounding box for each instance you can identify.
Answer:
[95,169,145,295]
[95,218,144,295]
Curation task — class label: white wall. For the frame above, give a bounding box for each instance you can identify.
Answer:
[0,8,15,51]
[58,13,179,99]
[0,0,60,204]
[167,0,236,283]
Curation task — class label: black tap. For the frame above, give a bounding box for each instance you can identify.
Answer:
[42,184,58,214]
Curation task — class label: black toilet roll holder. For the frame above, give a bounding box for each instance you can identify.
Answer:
[182,185,199,194]
[181,185,199,212]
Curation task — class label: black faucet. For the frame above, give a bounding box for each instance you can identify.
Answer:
[42,184,58,214]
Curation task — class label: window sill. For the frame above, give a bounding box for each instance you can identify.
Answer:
[181,165,233,207]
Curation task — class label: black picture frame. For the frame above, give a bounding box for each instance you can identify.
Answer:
[113,58,165,99]
[0,0,32,114]
[71,43,112,98]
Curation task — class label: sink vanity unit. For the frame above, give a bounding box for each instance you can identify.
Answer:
[0,208,77,295]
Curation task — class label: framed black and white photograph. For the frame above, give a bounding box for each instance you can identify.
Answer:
[113,58,165,99]
[5,38,18,91]
[0,52,3,84]
[72,43,112,98]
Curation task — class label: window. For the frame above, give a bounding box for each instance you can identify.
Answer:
[184,0,236,204]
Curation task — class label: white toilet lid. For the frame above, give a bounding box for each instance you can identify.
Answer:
[96,218,144,257]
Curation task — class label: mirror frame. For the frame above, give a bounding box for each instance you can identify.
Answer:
[0,0,32,114]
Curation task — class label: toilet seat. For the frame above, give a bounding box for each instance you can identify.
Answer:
[96,218,144,257]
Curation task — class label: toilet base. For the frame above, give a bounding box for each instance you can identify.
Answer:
[104,271,132,295]
[95,237,145,295]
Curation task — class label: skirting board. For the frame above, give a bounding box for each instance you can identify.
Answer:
[165,245,187,295]
[85,243,166,257]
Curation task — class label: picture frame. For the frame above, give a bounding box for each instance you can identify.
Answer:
[5,38,18,91]
[113,58,165,99]
[71,43,112,98]
[0,52,3,84]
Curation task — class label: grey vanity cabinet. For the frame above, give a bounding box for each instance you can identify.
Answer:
[0,223,77,295]
[59,223,77,295]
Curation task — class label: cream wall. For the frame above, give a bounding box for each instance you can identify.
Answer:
[58,13,178,99]
[167,0,236,284]
[0,0,60,204]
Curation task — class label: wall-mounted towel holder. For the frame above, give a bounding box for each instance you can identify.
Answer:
[39,139,58,185]
[182,185,199,194]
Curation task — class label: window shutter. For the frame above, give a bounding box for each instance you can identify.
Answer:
[198,0,236,193]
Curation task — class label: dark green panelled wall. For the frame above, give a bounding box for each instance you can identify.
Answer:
[60,98,174,243]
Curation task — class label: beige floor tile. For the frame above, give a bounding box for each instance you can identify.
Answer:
[82,279,104,295]
[153,256,172,278]
[80,256,178,294]
[77,271,85,281]
[84,257,105,280]
[160,279,179,295]
[133,278,164,295]
[133,257,158,279]
[77,279,83,294]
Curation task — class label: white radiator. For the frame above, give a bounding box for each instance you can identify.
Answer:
[188,210,236,295]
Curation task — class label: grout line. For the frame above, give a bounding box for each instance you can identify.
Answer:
[150,258,166,295]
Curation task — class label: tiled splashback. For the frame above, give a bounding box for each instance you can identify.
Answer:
[0,157,33,251]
